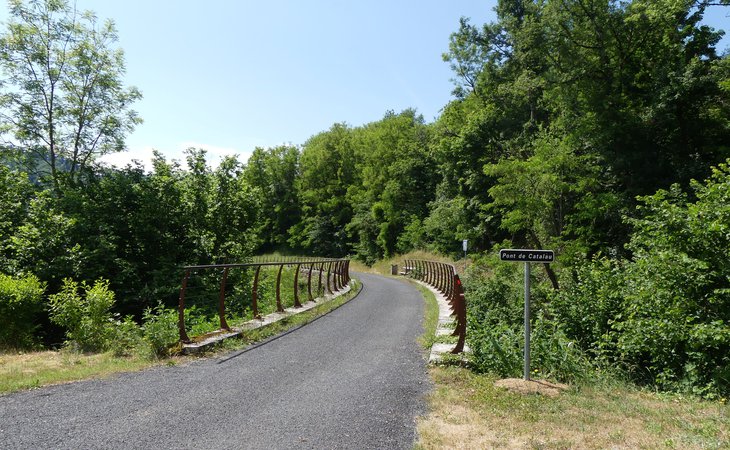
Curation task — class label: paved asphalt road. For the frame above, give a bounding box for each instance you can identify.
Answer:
[0,273,431,449]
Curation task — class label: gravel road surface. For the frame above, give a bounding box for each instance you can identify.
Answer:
[0,273,430,449]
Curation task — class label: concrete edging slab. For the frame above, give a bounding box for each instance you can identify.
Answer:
[182,282,355,354]
[410,279,470,363]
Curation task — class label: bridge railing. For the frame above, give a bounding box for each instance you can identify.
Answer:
[177,258,351,343]
[402,259,466,354]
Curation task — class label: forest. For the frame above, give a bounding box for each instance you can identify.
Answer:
[1,0,729,397]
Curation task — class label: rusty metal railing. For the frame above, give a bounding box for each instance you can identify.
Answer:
[177,258,351,343]
[402,259,466,354]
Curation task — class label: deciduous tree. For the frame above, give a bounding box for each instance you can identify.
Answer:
[0,0,141,195]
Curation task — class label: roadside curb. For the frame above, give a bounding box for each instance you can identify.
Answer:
[412,279,470,363]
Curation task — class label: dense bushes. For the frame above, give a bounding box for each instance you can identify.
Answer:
[468,162,730,397]
[49,279,123,353]
[465,252,592,384]
[0,273,45,349]
[554,163,730,397]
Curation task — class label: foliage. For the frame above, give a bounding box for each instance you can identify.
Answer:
[0,272,45,349]
[438,0,730,259]
[243,145,301,252]
[0,0,142,195]
[549,256,626,359]
[291,123,356,256]
[550,161,730,397]
[0,165,36,268]
[109,315,144,357]
[611,162,730,396]
[346,109,436,261]
[48,278,116,352]
[141,303,179,358]
[464,251,591,383]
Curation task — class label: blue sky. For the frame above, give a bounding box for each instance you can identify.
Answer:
[0,1,728,169]
[95,0,500,168]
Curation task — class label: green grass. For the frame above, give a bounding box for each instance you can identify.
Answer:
[412,281,439,351]
[0,350,158,394]
[417,366,730,449]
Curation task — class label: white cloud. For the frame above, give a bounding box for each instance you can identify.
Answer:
[98,141,258,172]
[177,141,254,166]
[97,146,157,171]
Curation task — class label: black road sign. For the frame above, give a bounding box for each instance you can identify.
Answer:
[499,249,554,263]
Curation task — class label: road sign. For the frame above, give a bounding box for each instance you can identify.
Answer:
[499,248,554,263]
[462,239,468,252]
[498,248,555,381]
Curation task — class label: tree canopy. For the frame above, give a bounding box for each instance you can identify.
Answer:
[0,0,141,195]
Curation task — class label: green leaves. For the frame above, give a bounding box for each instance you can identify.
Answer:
[550,160,730,396]
[48,278,116,352]
[0,0,142,194]
[0,272,45,349]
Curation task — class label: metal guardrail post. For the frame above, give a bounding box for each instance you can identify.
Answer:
[333,261,341,291]
[275,264,284,312]
[451,273,466,354]
[218,267,231,330]
[338,260,345,289]
[293,263,302,308]
[326,261,333,294]
[318,262,324,296]
[447,265,456,298]
[307,263,314,302]
[252,265,262,319]
[439,263,447,294]
[178,270,191,343]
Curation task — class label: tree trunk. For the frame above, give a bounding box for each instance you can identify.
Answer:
[528,230,559,290]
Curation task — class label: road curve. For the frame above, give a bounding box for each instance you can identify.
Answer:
[0,273,431,449]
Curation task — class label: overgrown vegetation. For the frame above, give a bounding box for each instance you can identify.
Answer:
[0,273,45,349]
[0,0,729,400]
[463,163,730,397]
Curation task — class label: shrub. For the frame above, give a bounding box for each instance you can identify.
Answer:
[48,278,116,352]
[109,315,145,357]
[469,314,592,383]
[550,256,626,359]
[142,303,179,357]
[548,162,730,397]
[0,273,45,349]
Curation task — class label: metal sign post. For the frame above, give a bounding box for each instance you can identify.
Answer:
[500,248,554,381]
[523,261,530,381]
